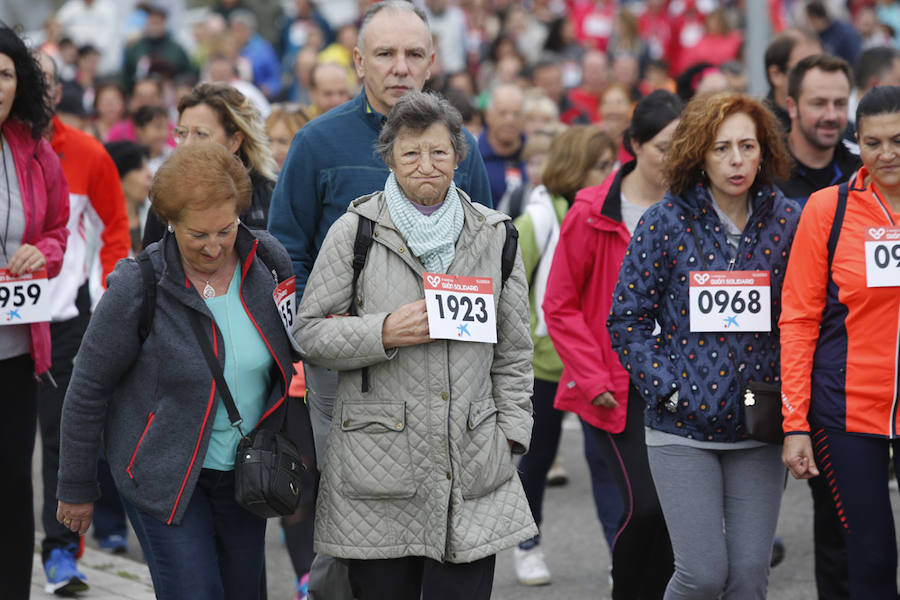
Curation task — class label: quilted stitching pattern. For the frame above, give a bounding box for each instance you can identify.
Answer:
[296,192,537,562]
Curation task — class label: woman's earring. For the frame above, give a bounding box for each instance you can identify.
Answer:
[167,223,175,233]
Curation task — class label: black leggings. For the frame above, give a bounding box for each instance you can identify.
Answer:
[590,387,673,600]
[812,428,900,599]
[347,555,495,600]
[0,354,38,599]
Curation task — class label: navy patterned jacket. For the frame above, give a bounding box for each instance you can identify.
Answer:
[607,183,801,442]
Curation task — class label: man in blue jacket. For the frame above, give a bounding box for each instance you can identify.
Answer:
[267,2,490,598]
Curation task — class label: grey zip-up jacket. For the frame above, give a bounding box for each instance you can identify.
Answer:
[57,226,301,525]
[295,190,537,563]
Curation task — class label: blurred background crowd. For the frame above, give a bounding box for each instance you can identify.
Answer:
[0,0,889,191]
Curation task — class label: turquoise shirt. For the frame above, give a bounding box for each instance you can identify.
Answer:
[202,267,274,470]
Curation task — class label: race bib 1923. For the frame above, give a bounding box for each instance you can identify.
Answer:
[688,271,771,332]
[0,268,49,325]
[423,272,496,344]
[865,227,900,287]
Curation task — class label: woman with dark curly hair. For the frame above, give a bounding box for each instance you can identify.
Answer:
[607,92,799,598]
[0,25,70,597]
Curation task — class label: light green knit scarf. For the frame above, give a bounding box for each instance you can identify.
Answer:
[383,172,464,273]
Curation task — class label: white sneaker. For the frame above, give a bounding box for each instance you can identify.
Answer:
[514,545,552,586]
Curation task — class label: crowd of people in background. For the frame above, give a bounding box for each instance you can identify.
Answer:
[6,0,900,598]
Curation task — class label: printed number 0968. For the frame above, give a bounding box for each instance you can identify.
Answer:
[697,289,761,314]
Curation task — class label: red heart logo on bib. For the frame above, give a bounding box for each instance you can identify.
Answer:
[426,275,442,288]
[870,227,887,239]
[693,273,710,284]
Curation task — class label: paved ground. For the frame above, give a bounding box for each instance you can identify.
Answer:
[31,415,900,599]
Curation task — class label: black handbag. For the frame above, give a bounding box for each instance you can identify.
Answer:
[188,311,306,518]
[742,381,784,445]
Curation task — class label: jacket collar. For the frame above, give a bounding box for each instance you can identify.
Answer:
[571,160,637,232]
[155,223,262,313]
[349,187,507,276]
[354,90,387,135]
[676,181,777,225]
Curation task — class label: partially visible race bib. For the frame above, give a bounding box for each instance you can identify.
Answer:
[0,269,49,325]
[423,272,497,344]
[689,270,771,332]
[865,226,900,287]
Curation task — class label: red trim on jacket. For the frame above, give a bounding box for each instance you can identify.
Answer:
[126,412,155,480]
[167,322,218,524]
[240,240,288,426]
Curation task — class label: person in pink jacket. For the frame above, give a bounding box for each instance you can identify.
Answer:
[0,26,70,599]
[543,90,679,599]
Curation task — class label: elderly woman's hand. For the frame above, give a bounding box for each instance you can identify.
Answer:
[782,434,819,480]
[6,244,46,275]
[57,500,94,536]
[382,299,431,349]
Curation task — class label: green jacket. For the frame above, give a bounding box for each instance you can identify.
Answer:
[513,191,569,383]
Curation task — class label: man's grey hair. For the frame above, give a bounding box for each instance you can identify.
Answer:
[357,0,430,56]
[229,8,257,32]
[376,90,468,165]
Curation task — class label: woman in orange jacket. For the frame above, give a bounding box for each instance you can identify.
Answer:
[781,85,900,599]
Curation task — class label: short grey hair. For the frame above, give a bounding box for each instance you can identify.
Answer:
[376,91,468,166]
[357,1,430,57]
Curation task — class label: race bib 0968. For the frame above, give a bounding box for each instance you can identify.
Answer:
[688,270,771,332]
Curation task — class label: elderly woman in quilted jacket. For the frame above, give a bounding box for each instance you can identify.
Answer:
[294,90,537,600]
[607,92,800,599]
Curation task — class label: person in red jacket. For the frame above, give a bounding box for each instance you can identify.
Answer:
[0,26,70,600]
[34,51,131,594]
[543,90,681,599]
[781,85,900,598]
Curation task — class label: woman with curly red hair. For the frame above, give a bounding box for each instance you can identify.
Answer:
[607,92,799,598]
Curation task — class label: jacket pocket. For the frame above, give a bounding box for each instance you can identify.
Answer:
[459,397,515,500]
[336,400,416,500]
[126,412,155,483]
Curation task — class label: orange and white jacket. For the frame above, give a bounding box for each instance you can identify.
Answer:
[781,167,900,437]
[49,117,129,321]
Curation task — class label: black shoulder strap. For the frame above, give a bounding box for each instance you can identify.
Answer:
[349,216,375,316]
[501,220,518,288]
[136,252,156,343]
[187,310,245,433]
[827,181,849,270]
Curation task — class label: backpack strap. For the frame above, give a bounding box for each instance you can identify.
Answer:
[350,216,375,316]
[351,216,376,393]
[827,181,849,270]
[136,252,156,343]
[501,220,518,288]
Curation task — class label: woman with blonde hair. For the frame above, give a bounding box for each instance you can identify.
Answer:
[142,82,278,245]
[265,104,310,172]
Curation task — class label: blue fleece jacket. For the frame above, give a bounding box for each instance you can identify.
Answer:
[607,183,800,442]
[268,91,492,297]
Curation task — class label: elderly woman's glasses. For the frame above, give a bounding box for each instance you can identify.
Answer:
[173,126,212,144]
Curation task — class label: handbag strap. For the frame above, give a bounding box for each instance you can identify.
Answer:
[187,310,246,436]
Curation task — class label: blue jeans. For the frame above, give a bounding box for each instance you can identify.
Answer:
[123,469,267,600]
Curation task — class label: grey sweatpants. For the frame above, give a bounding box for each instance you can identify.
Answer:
[305,363,354,600]
[647,443,785,600]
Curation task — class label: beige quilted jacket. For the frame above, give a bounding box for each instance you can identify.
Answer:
[295,190,537,563]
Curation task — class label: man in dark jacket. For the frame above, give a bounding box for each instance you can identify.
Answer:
[776,53,859,600]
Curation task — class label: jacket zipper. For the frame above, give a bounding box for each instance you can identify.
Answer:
[166,318,218,524]
[126,412,155,482]
[239,240,288,426]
